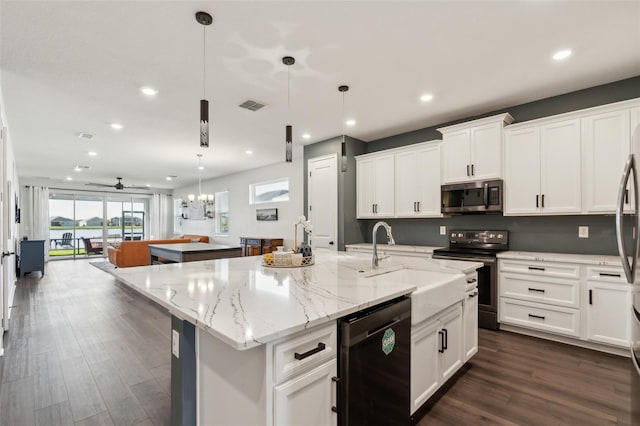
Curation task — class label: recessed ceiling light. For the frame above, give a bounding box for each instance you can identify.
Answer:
[145,184,151,187]
[552,49,572,61]
[140,86,159,96]
[420,94,434,102]
[65,176,73,181]
[74,166,82,172]
[110,123,123,130]
[198,165,205,171]
[166,175,177,181]
[346,119,356,126]
[302,133,311,140]
[245,150,253,155]
[88,151,97,156]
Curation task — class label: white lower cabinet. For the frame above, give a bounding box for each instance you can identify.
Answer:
[498,258,632,350]
[410,303,463,414]
[274,359,337,426]
[585,266,631,347]
[463,289,479,361]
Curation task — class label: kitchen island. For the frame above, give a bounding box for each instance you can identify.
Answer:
[110,250,480,425]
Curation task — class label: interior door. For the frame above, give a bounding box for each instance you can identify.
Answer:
[0,125,5,349]
[308,154,337,250]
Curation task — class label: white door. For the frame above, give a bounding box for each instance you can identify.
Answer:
[273,359,337,426]
[442,129,471,184]
[440,305,463,382]
[586,281,631,347]
[410,319,440,414]
[463,290,478,361]
[308,154,337,250]
[540,119,582,214]
[504,127,541,215]
[416,144,442,217]
[394,150,419,217]
[582,109,631,213]
[0,125,4,353]
[471,122,502,180]
[373,154,395,217]
[356,157,376,218]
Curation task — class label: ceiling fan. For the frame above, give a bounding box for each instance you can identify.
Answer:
[85,177,149,190]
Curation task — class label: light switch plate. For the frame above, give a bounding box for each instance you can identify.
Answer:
[578,226,589,238]
[172,329,180,358]
[440,226,446,236]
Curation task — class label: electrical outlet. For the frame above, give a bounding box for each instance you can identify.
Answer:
[578,226,589,239]
[440,226,446,236]
[172,329,180,358]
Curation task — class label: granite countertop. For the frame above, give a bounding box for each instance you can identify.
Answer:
[497,251,623,266]
[345,243,443,254]
[109,250,480,351]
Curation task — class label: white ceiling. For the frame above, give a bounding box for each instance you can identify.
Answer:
[1,1,639,190]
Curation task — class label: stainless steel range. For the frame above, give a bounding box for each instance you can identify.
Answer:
[432,230,508,330]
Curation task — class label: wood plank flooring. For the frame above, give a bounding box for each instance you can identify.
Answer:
[0,259,633,425]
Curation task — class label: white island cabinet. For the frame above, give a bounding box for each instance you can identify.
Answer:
[109,250,482,425]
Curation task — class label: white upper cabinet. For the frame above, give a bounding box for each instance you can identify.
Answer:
[505,118,581,215]
[582,109,632,213]
[439,113,514,184]
[395,142,442,217]
[356,153,394,218]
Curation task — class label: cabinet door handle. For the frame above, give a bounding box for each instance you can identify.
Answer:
[536,194,539,208]
[467,277,477,283]
[468,291,478,298]
[599,273,621,278]
[542,194,545,207]
[466,165,470,177]
[443,328,448,350]
[589,289,593,305]
[372,204,375,214]
[528,287,545,293]
[528,266,545,271]
[471,164,475,176]
[417,201,420,212]
[294,342,326,360]
[528,314,545,320]
[332,406,339,414]
[438,331,445,353]
[413,202,417,212]
[625,189,629,204]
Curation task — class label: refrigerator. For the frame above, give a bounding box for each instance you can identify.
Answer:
[615,123,640,425]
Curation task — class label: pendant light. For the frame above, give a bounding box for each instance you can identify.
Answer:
[339,85,349,172]
[188,154,214,207]
[283,56,295,162]
[196,11,213,148]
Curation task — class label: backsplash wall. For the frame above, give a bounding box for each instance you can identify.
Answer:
[359,76,640,255]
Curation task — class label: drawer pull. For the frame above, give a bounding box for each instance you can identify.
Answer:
[528,288,545,293]
[599,273,621,278]
[467,278,477,283]
[528,266,545,271]
[294,342,326,360]
[528,314,545,320]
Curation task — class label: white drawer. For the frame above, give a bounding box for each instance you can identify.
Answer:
[499,260,580,279]
[585,266,626,283]
[499,298,580,338]
[271,323,337,384]
[499,273,580,308]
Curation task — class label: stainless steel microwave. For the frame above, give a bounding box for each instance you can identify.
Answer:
[441,179,503,214]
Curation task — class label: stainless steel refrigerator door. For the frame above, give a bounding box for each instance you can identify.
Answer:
[616,153,640,283]
[632,286,639,425]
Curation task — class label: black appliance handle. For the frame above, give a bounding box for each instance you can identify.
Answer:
[294,342,326,360]
[484,183,489,209]
[438,331,444,353]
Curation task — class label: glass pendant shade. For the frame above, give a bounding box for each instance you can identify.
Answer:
[286,125,293,162]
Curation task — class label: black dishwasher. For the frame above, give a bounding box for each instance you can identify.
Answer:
[338,296,411,426]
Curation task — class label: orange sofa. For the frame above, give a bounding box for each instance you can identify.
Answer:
[107,234,209,268]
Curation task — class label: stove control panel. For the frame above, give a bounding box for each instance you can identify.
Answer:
[449,230,509,246]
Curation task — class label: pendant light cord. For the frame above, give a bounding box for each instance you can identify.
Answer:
[287,65,291,119]
[203,26,206,98]
[342,91,346,140]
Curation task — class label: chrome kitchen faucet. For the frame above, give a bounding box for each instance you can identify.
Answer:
[372,221,396,269]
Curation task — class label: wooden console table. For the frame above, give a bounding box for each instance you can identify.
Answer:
[149,243,242,264]
[239,237,284,257]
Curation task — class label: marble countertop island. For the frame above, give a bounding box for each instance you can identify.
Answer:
[110,250,477,350]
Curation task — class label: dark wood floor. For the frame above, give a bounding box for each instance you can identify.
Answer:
[0,259,633,425]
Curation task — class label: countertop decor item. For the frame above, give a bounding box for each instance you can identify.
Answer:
[293,215,313,253]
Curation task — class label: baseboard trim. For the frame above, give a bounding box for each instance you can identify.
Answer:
[500,324,630,357]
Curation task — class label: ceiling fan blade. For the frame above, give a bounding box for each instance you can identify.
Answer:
[124,185,150,190]
[85,183,115,188]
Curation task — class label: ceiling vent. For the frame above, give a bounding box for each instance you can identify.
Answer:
[78,132,94,140]
[239,100,266,111]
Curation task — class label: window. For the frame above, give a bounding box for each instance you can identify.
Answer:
[215,191,229,235]
[249,178,289,204]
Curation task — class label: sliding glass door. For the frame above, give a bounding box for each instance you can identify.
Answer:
[49,191,150,259]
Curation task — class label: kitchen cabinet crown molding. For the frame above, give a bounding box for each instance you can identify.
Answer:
[505,97,640,131]
[355,139,441,160]
[437,112,515,135]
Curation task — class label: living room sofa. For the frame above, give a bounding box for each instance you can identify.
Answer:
[107,234,209,268]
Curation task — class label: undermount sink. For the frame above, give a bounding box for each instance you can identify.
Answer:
[376,269,466,325]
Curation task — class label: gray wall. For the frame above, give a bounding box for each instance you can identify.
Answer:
[362,75,640,255]
[303,135,367,250]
